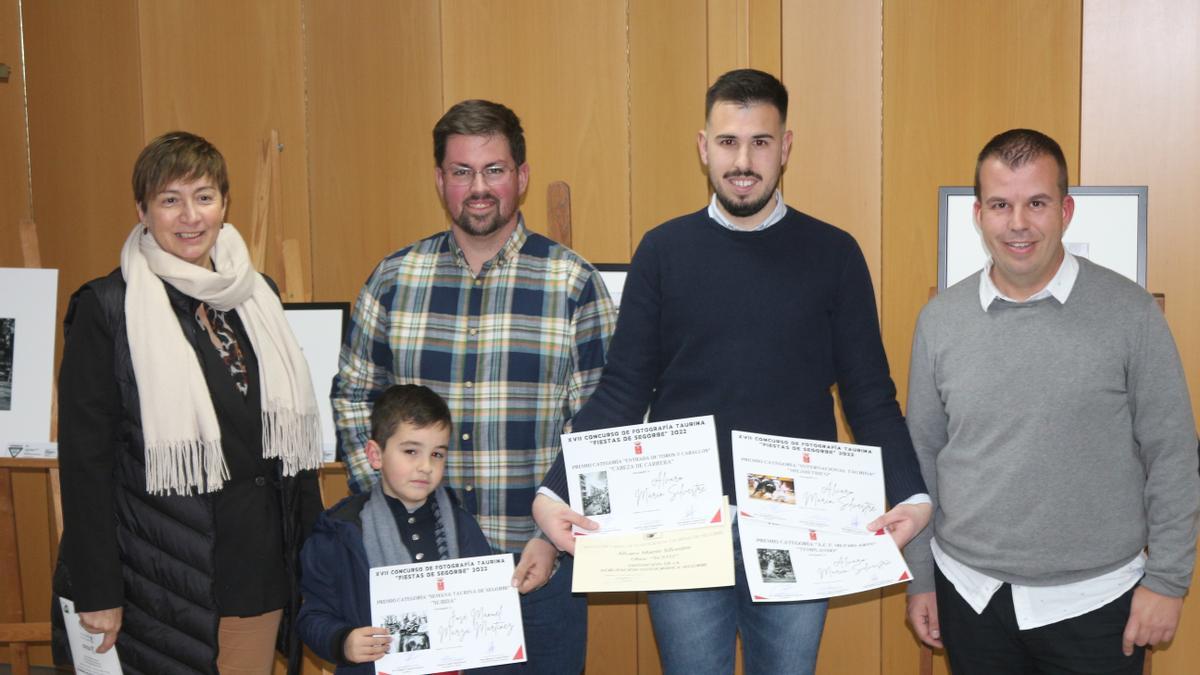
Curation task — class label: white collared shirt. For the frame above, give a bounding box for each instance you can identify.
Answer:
[708,190,788,232]
[949,250,1142,628]
[978,251,1078,311]
[933,539,1145,630]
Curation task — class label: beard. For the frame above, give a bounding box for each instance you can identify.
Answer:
[712,169,777,218]
[452,190,511,238]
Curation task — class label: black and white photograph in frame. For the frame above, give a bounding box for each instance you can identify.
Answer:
[758,548,797,584]
[579,470,612,517]
[384,612,431,653]
[937,186,1147,290]
[0,318,13,411]
[0,268,58,445]
[283,302,349,462]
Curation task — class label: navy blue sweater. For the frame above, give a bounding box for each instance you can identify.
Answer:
[544,207,926,505]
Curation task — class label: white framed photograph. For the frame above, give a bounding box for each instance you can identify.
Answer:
[0,268,59,445]
[595,263,629,308]
[938,186,1147,290]
[283,302,349,462]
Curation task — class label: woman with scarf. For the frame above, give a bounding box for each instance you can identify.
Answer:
[52,131,324,675]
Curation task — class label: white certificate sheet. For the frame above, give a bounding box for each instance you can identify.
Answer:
[738,516,912,601]
[562,416,724,535]
[369,554,526,674]
[732,431,885,534]
[59,597,124,675]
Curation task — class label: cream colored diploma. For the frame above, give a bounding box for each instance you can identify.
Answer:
[572,499,735,592]
[563,416,724,535]
[369,554,527,674]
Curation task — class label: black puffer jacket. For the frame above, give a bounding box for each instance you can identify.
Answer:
[51,269,321,674]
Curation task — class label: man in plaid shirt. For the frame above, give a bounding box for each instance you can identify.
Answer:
[331,99,616,673]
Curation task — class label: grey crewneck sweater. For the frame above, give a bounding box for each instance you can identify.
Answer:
[904,257,1198,597]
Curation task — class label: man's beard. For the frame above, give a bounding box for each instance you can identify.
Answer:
[453,191,510,237]
[713,169,776,218]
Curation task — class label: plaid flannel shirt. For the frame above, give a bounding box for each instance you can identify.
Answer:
[332,221,616,553]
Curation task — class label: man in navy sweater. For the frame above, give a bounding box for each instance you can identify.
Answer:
[533,69,932,674]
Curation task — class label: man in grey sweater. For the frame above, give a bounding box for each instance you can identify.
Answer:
[904,128,1199,673]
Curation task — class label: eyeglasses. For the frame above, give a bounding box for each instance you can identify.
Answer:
[443,164,514,186]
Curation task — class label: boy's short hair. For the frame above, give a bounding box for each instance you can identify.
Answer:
[370,384,453,444]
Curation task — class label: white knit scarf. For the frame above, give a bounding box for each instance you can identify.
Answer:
[120,222,322,495]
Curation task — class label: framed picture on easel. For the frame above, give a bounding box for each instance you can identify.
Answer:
[283,301,350,462]
[0,268,58,454]
[937,186,1148,291]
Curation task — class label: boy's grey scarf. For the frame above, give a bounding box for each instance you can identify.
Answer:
[361,481,458,568]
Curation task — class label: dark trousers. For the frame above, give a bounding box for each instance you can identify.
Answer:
[935,564,1144,675]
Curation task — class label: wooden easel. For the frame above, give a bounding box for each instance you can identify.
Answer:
[250,129,308,303]
[0,219,60,675]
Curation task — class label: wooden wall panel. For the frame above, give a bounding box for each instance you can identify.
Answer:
[304,0,444,303]
[782,0,883,300]
[881,2,1082,674]
[0,0,29,269]
[22,0,143,311]
[708,0,782,82]
[780,4,884,674]
[440,0,630,266]
[630,0,708,254]
[137,0,311,298]
[1081,3,1200,672]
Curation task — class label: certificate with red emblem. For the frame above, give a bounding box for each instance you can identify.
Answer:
[732,431,886,535]
[738,516,912,601]
[561,415,724,536]
[369,554,526,674]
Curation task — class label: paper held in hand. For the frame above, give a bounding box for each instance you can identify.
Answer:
[738,516,912,601]
[59,597,124,675]
[572,498,736,593]
[731,430,913,600]
[732,431,885,534]
[369,554,526,674]
[562,415,724,535]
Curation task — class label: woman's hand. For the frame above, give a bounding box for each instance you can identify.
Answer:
[343,626,391,663]
[78,607,123,653]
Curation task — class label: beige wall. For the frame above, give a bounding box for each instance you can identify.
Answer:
[3,1,1199,672]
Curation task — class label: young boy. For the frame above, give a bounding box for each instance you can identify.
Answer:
[298,385,541,672]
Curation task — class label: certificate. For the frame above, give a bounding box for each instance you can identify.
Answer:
[572,500,735,593]
[562,416,724,535]
[738,516,912,601]
[369,554,526,674]
[59,597,124,675]
[732,431,885,534]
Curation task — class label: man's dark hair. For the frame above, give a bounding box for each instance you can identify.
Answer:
[974,128,1069,199]
[705,69,788,121]
[433,99,526,167]
[132,131,229,211]
[370,384,453,444]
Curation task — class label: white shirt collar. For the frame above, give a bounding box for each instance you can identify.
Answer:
[708,190,787,232]
[979,251,1078,311]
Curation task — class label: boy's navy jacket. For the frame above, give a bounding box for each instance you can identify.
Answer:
[297,487,492,673]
